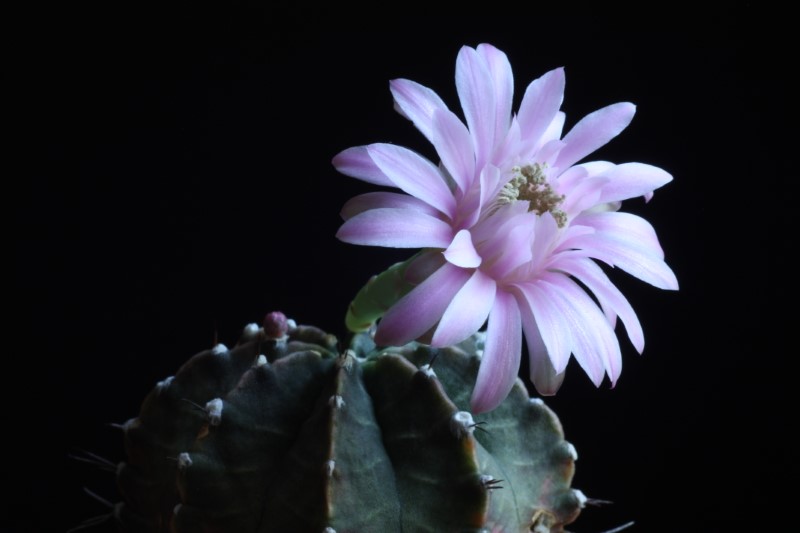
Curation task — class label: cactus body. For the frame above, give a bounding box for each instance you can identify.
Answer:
[114,317,584,532]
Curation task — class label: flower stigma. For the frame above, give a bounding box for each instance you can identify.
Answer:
[497,164,567,227]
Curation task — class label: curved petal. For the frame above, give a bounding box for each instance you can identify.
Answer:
[576,211,665,259]
[405,250,446,285]
[430,109,475,193]
[555,256,645,353]
[367,143,456,218]
[514,281,571,373]
[341,192,441,220]
[375,263,471,346]
[336,208,454,248]
[390,78,449,143]
[431,269,496,346]
[470,291,522,413]
[541,273,622,386]
[333,146,394,186]
[564,232,679,290]
[443,229,482,268]
[555,102,636,170]
[456,45,496,170]
[596,163,673,204]
[517,67,565,147]
[477,43,514,148]
[516,295,565,396]
[483,215,536,279]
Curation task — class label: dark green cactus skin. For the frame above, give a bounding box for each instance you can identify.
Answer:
[114,319,584,533]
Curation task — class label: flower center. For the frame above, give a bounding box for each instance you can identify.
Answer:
[497,164,567,227]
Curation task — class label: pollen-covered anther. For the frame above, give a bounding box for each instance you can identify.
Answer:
[419,364,437,378]
[328,395,345,409]
[205,398,223,426]
[449,411,476,439]
[499,164,567,227]
[177,452,192,471]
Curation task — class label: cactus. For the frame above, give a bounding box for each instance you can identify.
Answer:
[109,313,585,533]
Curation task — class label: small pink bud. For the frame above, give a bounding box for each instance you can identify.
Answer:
[263,311,289,339]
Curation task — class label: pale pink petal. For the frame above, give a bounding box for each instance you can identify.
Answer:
[374,263,471,346]
[536,139,566,166]
[430,109,475,193]
[541,273,622,385]
[340,192,441,220]
[470,291,522,413]
[554,164,590,193]
[565,232,679,290]
[431,269,496,347]
[333,146,394,186]
[491,116,522,166]
[555,102,636,170]
[576,212,665,259]
[517,67,565,146]
[443,229,482,268]
[390,78,449,142]
[483,215,536,279]
[555,256,645,353]
[476,43,514,149]
[513,282,571,373]
[529,212,561,271]
[336,208,453,248]
[560,176,608,218]
[514,290,565,395]
[455,45,496,170]
[367,143,456,218]
[539,111,566,146]
[596,163,673,204]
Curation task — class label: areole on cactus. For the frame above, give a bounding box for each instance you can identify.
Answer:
[110,313,585,533]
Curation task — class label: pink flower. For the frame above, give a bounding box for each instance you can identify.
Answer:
[335,44,678,413]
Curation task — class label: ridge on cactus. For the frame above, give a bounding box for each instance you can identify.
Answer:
[99,314,587,533]
[335,43,678,413]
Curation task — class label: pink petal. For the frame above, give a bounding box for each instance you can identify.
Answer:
[541,273,622,386]
[483,214,536,279]
[340,192,441,221]
[367,143,456,218]
[375,263,471,346]
[517,67,565,147]
[431,269,496,347]
[596,163,673,204]
[455,45,496,170]
[443,229,482,268]
[470,291,522,413]
[577,212,664,259]
[389,78,449,142]
[476,43,514,150]
[563,231,679,291]
[539,111,566,147]
[560,176,608,218]
[336,208,453,248]
[513,282,571,373]
[555,102,636,170]
[430,109,475,193]
[517,299,565,395]
[332,146,394,186]
[556,256,644,353]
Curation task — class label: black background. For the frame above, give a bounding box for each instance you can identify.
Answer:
[11,4,792,532]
